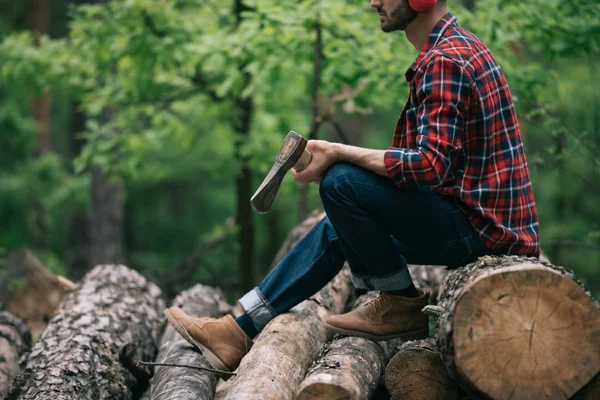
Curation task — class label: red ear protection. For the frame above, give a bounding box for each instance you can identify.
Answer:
[408,0,438,12]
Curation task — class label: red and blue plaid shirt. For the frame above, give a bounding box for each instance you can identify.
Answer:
[384,13,540,256]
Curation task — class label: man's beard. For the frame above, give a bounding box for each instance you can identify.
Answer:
[379,1,417,32]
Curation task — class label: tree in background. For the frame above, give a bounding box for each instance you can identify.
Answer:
[0,0,598,299]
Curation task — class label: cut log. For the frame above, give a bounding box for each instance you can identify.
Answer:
[224,266,353,400]
[435,255,600,400]
[6,264,165,400]
[296,292,402,400]
[0,248,70,338]
[0,312,31,398]
[147,284,232,400]
[385,339,456,400]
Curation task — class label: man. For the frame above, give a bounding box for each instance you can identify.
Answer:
[165,0,540,376]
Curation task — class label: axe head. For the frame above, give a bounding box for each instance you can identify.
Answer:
[251,131,311,214]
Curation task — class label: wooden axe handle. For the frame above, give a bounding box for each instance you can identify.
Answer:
[294,149,312,172]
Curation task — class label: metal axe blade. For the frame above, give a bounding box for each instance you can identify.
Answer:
[250,131,312,214]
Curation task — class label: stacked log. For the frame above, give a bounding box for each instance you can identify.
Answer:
[434,255,600,399]
[385,339,456,400]
[6,264,165,400]
[296,292,402,400]
[147,284,232,400]
[0,312,31,398]
[223,266,352,399]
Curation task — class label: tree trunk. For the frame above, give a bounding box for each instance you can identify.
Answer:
[0,312,31,398]
[147,284,232,400]
[90,165,125,266]
[233,0,255,294]
[6,264,165,400]
[224,266,353,400]
[385,338,457,400]
[434,255,600,400]
[30,0,51,156]
[295,293,401,400]
[0,248,69,338]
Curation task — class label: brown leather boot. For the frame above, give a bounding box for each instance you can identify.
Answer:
[325,289,430,341]
[164,307,253,379]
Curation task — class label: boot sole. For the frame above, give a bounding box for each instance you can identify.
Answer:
[324,323,429,342]
[164,309,234,381]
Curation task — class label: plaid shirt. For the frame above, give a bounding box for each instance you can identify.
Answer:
[384,13,540,256]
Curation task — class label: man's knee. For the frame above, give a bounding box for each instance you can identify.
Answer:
[319,162,361,205]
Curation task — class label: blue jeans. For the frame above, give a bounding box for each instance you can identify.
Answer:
[240,162,488,332]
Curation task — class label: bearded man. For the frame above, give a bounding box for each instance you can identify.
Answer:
[165,0,540,377]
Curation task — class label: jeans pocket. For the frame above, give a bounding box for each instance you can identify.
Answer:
[441,236,473,268]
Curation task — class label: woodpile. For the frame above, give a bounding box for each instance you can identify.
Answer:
[0,312,31,398]
[6,264,164,400]
[1,217,598,399]
[296,292,402,400]
[146,284,232,400]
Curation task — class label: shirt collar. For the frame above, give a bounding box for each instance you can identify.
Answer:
[405,12,458,82]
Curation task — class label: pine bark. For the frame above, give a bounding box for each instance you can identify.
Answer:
[147,284,232,400]
[0,312,31,398]
[296,292,401,400]
[224,267,353,400]
[434,255,600,400]
[6,264,165,400]
[385,339,456,400]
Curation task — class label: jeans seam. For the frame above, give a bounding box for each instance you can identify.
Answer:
[255,287,277,318]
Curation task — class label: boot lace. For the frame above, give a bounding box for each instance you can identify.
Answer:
[365,292,390,314]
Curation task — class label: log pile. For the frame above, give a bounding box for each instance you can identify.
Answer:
[4,216,599,399]
[6,264,165,400]
[146,284,232,400]
[0,312,31,398]
[296,292,402,400]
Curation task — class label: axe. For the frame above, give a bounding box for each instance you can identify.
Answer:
[250,131,312,214]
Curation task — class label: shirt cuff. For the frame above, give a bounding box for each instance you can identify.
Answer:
[384,147,407,186]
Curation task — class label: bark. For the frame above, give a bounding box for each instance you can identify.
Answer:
[434,255,600,400]
[90,165,125,266]
[224,266,353,400]
[385,339,456,400]
[0,248,68,338]
[7,264,165,400]
[147,284,232,400]
[296,293,402,400]
[0,312,31,398]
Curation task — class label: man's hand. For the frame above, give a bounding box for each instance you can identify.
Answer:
[291,140,339,184]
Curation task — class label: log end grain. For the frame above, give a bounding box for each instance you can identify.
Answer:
[452,263,600,400]
[296,382,354,400]
[385,339,456,400]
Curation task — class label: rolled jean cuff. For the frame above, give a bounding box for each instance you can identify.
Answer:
[239,287,277,332]
[351,267,413,291]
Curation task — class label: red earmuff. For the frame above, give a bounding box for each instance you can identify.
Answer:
[408,0,438,12]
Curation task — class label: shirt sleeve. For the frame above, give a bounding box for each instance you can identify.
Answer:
[384,55,471,188]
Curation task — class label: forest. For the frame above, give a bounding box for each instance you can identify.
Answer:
[0,0,599,399]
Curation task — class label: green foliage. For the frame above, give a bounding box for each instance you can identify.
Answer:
[0,0,598,298]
